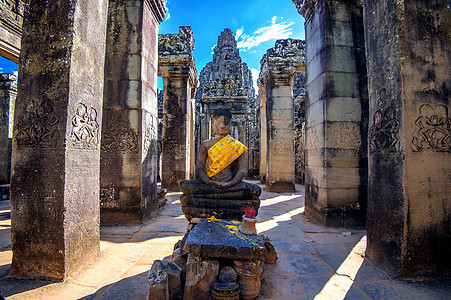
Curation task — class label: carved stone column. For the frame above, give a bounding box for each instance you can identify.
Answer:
[258,81,267,184]
[297,0,368,227]
[0,73,16,184]
[259,39,305,192]
[101,0,166,224]
[158,27,198,190]
[10,0,108,280]
[363,0,450,276]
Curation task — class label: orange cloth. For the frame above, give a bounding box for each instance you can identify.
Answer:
[206,135,248,177]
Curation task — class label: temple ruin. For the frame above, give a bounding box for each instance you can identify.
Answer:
[195,28,260,178]
[0,0,448,296]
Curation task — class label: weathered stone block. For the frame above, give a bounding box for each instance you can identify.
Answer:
[147,260,183,300]
[306,99,325,127]
[305,72,326,104]
[184,218,266,261]
[325,97,362,122]
[184,254,219,300]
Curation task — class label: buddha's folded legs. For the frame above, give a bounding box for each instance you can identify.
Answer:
[179,179,261,200]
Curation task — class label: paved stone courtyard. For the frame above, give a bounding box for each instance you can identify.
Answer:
[0,182,449,299]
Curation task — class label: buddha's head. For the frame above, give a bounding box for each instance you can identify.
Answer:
[212,107,232,137]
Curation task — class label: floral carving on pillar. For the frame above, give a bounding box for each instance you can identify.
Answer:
[411,104,450,152]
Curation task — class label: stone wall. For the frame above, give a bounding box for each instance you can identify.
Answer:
[299,0,368,227]
[0,73,15,184]
[364,0,450,276]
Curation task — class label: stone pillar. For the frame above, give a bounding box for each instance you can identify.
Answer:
[158,27,198,190]
[258,82,267,184]
[260,39,305,193]
[363,0,450,276]
[297,0,368,227]
[0,73,16,184]
[100,0,165,224]
[10,0,108,280]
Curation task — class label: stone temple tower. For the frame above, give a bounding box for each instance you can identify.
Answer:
[195,28,259,177]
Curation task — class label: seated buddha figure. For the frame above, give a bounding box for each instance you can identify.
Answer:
[179,107,261,221]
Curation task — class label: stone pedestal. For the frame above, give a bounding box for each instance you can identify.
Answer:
[100,0,165,224]
[0,74,16,184]
[298,0,368,227]
[183,218,266,299]
[259,39,305,193]
[158,27,197,190]
[10,0,108,280]
[363,0,450,276]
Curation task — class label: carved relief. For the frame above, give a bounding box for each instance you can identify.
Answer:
[158,26,194,56]
[306,125,321,149]
[266,39,306,59]
[70,103,99,149]
[370,107,400,152]
[411,104,450,152]
[331,122,361,148]
[100,186,118,208]
[143,113,158,157]
[16,99,60,148]
[101,117,139,154]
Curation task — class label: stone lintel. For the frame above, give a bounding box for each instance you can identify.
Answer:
[158,61,198,88]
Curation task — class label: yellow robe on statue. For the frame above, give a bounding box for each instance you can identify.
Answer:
[206,135,248,178]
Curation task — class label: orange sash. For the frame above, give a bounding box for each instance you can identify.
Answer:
[206,135,248,177]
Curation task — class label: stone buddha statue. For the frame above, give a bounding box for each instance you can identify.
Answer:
[179,107,261,221]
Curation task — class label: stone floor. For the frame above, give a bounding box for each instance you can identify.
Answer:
[0,182,450,299]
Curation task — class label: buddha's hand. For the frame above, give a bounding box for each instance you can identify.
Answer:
[213,180,235,189]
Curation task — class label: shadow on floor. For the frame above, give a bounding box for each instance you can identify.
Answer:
[0,277,53,298]
[79,271,149,300]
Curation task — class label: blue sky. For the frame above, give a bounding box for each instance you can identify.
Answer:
[0,0,305,91]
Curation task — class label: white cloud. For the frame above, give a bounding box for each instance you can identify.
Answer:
[165,12,171,21]
[236,16,294,51]
[235,27,244,41]
[250,68,259,94]
[0,67,3,72]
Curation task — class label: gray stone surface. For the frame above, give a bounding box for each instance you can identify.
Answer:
[363,0,451,276]
[100,0,165,224]
[184,218,266,261]
[259,39,305,192]
[9,0,109,280]
[184,254,219,300]
[147,260,183,300]
[299,0,368,228]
